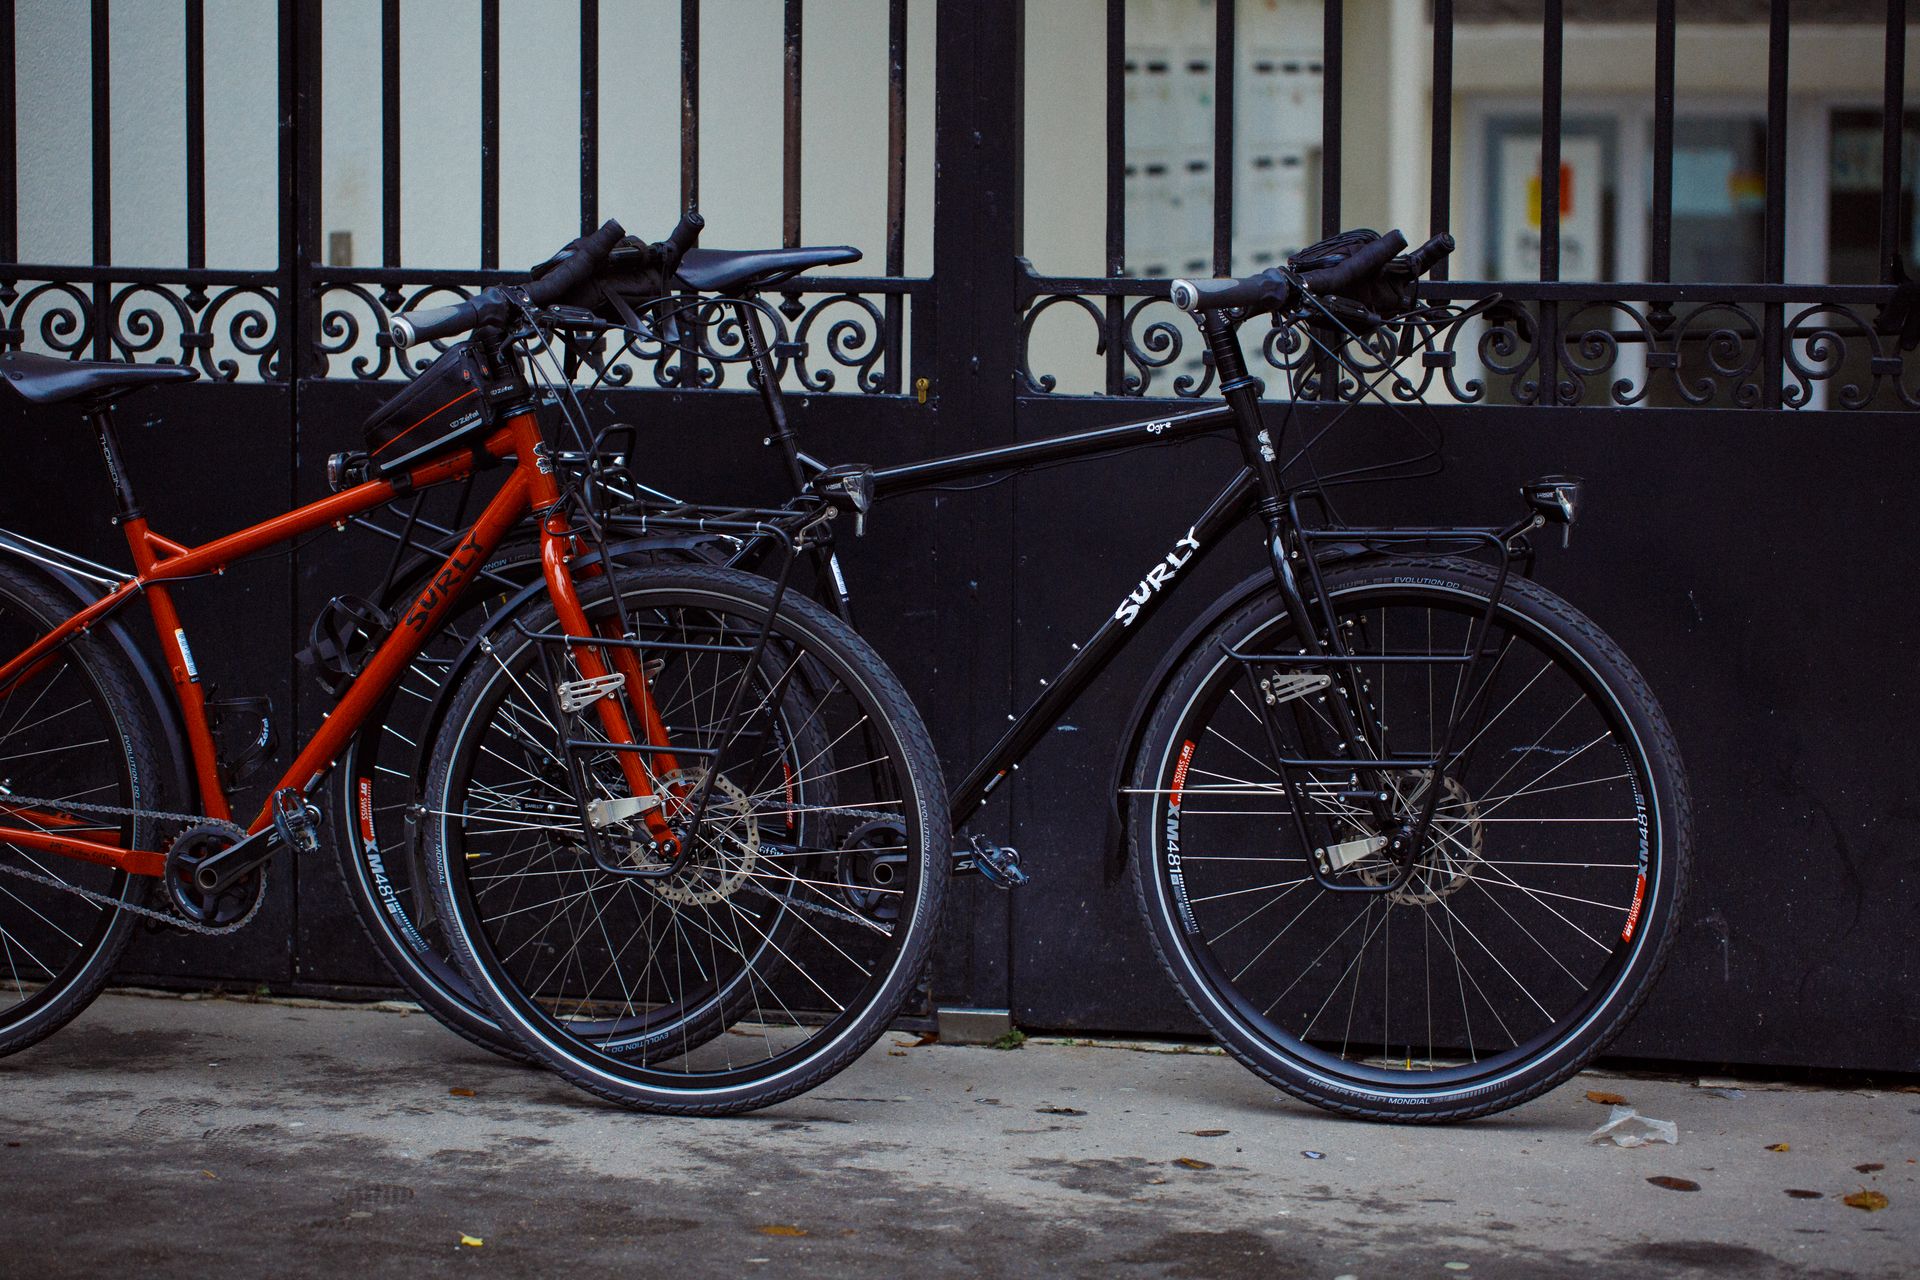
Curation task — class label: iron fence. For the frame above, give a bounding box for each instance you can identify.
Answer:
[0,1,1914,403]
[1017,0,1920,408]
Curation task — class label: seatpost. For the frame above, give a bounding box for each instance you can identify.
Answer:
[735,300,809,494]
[86,404,141,524]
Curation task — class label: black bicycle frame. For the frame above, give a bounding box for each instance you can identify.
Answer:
[619,300,1527,879]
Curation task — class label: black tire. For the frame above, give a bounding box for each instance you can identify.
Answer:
[330,538,546,1062]
[424,564,949,1114]
[1129,557,1691,1121]
[0,561,161,1056]
[332,538,717,1063]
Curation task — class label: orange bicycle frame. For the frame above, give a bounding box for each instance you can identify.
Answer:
[0,408,672,878]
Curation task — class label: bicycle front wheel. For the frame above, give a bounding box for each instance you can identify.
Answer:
[424,564,949,1114]
[1130,557,1691,1121]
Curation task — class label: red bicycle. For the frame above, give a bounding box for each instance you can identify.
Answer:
[0,218,949,1114]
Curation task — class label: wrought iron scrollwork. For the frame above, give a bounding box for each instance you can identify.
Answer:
[1017,281,1913,409]
[0,276,284,381]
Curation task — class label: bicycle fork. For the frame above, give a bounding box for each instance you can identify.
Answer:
[1205,311,1441,893]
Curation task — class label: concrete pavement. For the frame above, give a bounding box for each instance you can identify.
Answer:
[0,991,1913,1278]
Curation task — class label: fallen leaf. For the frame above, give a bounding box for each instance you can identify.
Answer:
[887,1050,906,1057]
[1186,1129,1230,1137]
[459,1235,484,1248]
[1146,1176,1168,1185]
[1765,1142,1790,1152]
[200,1170,219,1180]
[912,1032,939,1047]
[1784,1189,1823,1199]
[1854,1162,1885,1173]
[1586,1090,1628,1105]
[758,1224,809,1237]
[449,1087,475,1098]
[1647,1176,1700,1192]
[1036,1106,1086,1116]
[1173,1157,1214,1171]
[1843,1190,1889,1212]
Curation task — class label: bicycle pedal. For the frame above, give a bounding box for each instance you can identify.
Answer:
[956,835,1029,889]
[271,787,322,856]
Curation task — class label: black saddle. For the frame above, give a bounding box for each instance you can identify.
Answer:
[1,351,199,407]
[675,245,862,293]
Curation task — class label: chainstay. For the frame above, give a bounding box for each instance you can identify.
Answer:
[0,793,266,936]
[0,851,266,936]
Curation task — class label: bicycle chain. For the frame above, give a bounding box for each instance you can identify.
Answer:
[0,791,266,936]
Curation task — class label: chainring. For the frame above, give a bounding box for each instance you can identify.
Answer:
[837,817,908,923]
[164,819,263,928]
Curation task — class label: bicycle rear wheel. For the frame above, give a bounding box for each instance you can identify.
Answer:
[424,563,948,1114]
[1130,557,1690,1121]
[0,562,159,1055]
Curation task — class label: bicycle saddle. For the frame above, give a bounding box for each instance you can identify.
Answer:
[1,351,199,406]
[675,245,861,293]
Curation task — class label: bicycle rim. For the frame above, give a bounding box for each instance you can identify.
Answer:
[1140,572,1671,1101]
[432,573,941,1100]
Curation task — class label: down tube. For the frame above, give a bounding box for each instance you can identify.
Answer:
[950,468,1259,827]
[249,466,534,831]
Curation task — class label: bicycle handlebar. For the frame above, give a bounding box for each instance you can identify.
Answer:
[664,210,705,261]
[1170,228,1451,317]
[391,218,628,347]
[1299,229,1407,298]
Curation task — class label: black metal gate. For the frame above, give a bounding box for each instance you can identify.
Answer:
[1,0,1915,1072]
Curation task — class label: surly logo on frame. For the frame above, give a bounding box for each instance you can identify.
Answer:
[1114,528,1201,626]
[405,533,486,632]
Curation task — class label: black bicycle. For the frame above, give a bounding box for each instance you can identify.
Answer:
[382,222,1692,1122]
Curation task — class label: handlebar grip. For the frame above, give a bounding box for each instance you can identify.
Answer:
[1404,232,1455,278]
[1298,229,1407,297]
[525,218,627,306]
[666,210,705,258]
[1170,267,1291,313]
[392,298,482,348]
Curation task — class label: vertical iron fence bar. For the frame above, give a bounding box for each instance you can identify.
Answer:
[885,0,906,393]
[1880,0,1907,280]
[678,0,700,386]
[580,0,598,234]
[185,0,205,271]
[783,0,801,249]
[480,0,499,270]
[382,0,400,269]
[1538,0,1562,403]
[1,0,16,266]
[90,0,110,358]
[1762,0,1788,409]
[1429,0,1452,277]
[1321,0,1341,238]
[680,0,699,213]
[1651,0,1674,283]
[1212,0,1234,275]
[286,0,321,383]
[1105,0,1124,394]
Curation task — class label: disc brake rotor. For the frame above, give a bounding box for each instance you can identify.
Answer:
[633,768,761,906]
[1355,771,1484,905]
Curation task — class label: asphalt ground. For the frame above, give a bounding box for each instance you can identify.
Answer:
[0,991,1913,1278]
